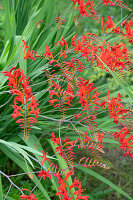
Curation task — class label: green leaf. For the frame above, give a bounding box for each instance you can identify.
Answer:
[3,196,15,200]
[49,140,76,199]
[103,138,119,144]
[0,174,3,200]
[76,166,133,200]
[20,134,59,193]
[0,144,51,200]
[97,56,133,101]
[0,139,34,168]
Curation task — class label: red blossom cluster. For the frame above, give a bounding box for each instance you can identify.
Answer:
[56,37,69,59]
[76,77,98,109]
[106,91,130,124]
[51,132,75,167]
[72,0,99,21]
[22,40,35,60]
[71,33,97,62]
[3,2,133,197]
[102,0,132,11]
[22,40,54,60]
[44,38,132,157]
[38,170,52,180]
[102,16,115,32]
[51,130,108,168]
[4,28,132,168]
[55,170,89,200]
[71,32,132,76]
[102,17,133,43]
[19,193,38,200]
[122,19,133,43]
[72,0,131,21]
[97,41,131,76]
[22,30,132,78]
[49,57,85,89]
[102,0,113,5]
[2,67,40,140]
[30,150,88,199]
[37,152,89,199]
[48,81,74,116]
[113,127,133,158]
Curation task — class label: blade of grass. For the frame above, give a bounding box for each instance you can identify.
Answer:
[76,165,133,200]
[49,140,76,199]
[0,144,51,200]
[20,134,59,193]
[96,56,133,101]
[0,174,3,200]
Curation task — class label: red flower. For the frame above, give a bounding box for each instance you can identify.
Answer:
[76,77,96,108]
[121,19,127,31]
[76,195,89,200]
[112,27,120,33]
[107,92,130,124]
[28,95,39,110]
[24,49,35,60]
[56,185,68,198]
[75,114,82,119]
[51,132,60,145]
[102,0,113,6]
[28,95,40,117]
[48,81,74,111]
[49,59,57,64]
[64,170,73,185]
[22,40,35,60]
[39,151,51,169]
[97,132,104,144]
[56,37,68,51]
[104,16,115,32]
[19,193,38,200]
[2,67,39,139]
[43,45,54,58]
[22,40,29,56]
[70,177,81,192]
[73,184,89,199]
[97,41,131,76]
[112,127,133,157]
[72,0,80,5]
[38,170,52,180]
[124,150,133,158]
[55,171,74,199]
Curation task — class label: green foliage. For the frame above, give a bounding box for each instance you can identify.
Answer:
[77,166,133,200]
[89,184,114,200]
[0,0,133,199]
